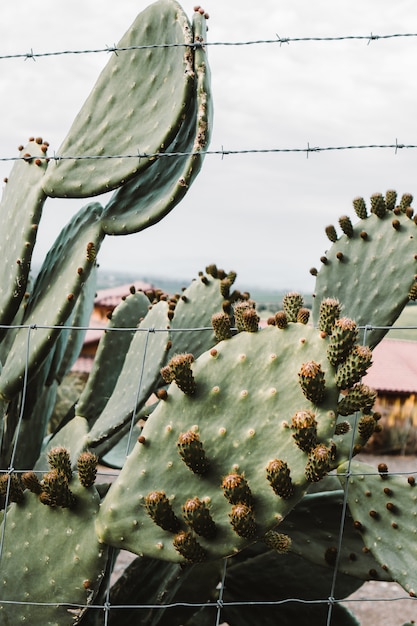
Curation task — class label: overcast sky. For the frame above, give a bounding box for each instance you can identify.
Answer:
[2,0,417,293]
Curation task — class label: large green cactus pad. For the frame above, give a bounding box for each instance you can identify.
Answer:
[338,460,417,596]
[42,0,195,198]
[0,140,48,330]
[96,323,352,562]
[0,478,108,625]
[100,8,212,235]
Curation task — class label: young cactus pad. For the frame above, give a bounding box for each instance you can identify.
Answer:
[96,316,373,563]
[312,191,417,349]
[42,0,196,198]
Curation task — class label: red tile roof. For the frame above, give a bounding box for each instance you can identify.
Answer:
[363,339,417,394]
[94,280,153,308]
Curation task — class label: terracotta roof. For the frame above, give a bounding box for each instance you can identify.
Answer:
[94,280,153,308]
[363,339,417,394]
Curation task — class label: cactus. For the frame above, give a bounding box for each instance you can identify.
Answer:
[96,309,375,563]
[0,456,108,625]
[312,191,417,348]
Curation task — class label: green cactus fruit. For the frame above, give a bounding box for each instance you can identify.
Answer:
[304,441,336,482]
[318,297,341,335]
[182,497,216,538]
[282,292,304,322]
[313,191,417,349]
[47,446,73,482]
[274,311,288,329]
[337,383,377,416]
[326,317,358,367]
[212,311,233,341]
[40,468,76,508]
[21,471,42,495]
[222,472,254,506]
[162,353,196,395]
[42,0,196,199]
[296,307,310,325]
[325,224,338,242]
[234,301,259,332]
[229,503,257,539]
[263,529,292,553]
[145,490,181,532]
[357,413,378,442]
[173,530,207,563]
[266,459,295,498]
[96,316,373,562]
[0,472,24,504]
[177,430,210,474]
[0,140,48,334]
[0,202,104,401]
[385,189,398,210]
[0,476,108,625]
[298,360,326,404]
[338,460,417,596]
[290,409,318,452]
[77,451,98,488]
[339,215,354,238]
[334,345,373,390]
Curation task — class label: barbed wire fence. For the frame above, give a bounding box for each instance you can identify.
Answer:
[1,27,417,626]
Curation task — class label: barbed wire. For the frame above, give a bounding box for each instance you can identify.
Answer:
[0,141,415,164]
[1,32,417,61]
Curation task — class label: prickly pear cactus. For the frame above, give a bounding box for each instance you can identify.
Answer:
[312,191,417,348]
[0,451,108,625]
[96,300,375,563]
[338,460,417,597]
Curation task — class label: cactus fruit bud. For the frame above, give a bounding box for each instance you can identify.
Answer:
[370,193,386,218]
[408,282,417,301]
[161,353,196,395]
[21,471,42,495]
[229,503,257,539]
[318,298,341,335]
[266,459,295,499]
[298,361,326,404]
[290,409,318,452]
[357,414,377,442]
[282,292,304,322]
[385,189,397,211]
[274,311,288,329]
[352,196,368,219]
[297,307,310,325]
[0,473,25,503]
[334,345,373,390]
[326,317,358,367]
[177,431,210,474]
[144,491,181,533]
[325,225,338,242]
[77,451,99,488]
[182,497,216,538]
[400,193,413,212]
[221,472,253,506]
[305,442,336,482]
[234,301,259,332]
[334,421,351,435]
[40,469,76,508]
[173,530,207,562]
[47,446,72,482]
[263,530,292,553]
[337,384,377,416]
[338,215,354,238]
[211,311,232,340]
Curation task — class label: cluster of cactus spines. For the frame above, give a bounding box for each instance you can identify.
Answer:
[161,353,196,395]
[317,297,341,335]
[282,291,304,322]
[312,190,417,349]
[338,460,417,596]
